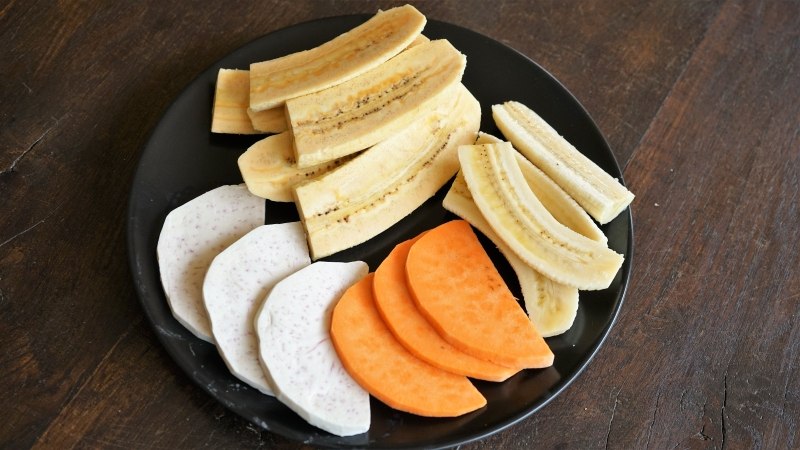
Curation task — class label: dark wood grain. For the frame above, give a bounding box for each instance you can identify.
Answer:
[1,0,797,448]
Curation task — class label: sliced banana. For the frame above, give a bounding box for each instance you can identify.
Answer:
[238,132,352,202]
[459,142,624,290]
[443,172,579,337]
[475,132,605,243]
[493,102,634,224]
[247,106,286,134]
[286,39,466,168]
[249,5,426,111]
[294,84,480,260]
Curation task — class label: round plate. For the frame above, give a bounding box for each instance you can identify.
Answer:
[128,15,633,449]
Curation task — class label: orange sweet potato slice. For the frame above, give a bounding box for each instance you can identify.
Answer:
[330,273,487,417]
[373,237,518,381]
[406,220,554,369]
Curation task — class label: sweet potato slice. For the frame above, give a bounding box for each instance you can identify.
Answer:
[406,220,554,369]
[373,238,518,381]
[331,274,486,417]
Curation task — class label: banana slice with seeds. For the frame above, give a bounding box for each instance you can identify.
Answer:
[249,5,426,111]
[459,142,624,290]
[475,132,605,243]
[287,39,466,168]
[294,84,480,260]
[493,102,634,224]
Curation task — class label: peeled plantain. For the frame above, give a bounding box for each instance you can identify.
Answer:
[294,85,480,260]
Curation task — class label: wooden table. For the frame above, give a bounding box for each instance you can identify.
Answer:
[2,1,797,448]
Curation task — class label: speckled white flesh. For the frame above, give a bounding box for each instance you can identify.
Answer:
[157,184,264,343]
[255,261,370,436]
[203,222,310,395]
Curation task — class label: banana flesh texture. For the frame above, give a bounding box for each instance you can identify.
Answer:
[443,172,579,337]
[294,84,480,260]
[287,39,466,169]
[475,133,606,243]
[249,5,426,111]
[493,102,634,224]
[238,132,352,202]
[246,107,287,134]
[458,142,624,290]
[210,69,286,134]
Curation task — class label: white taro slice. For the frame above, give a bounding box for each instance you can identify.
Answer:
[157,184,265,342]
[203,222,310,395]
[255,261,370,436]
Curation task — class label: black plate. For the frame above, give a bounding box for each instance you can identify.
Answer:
[128,15,633,449]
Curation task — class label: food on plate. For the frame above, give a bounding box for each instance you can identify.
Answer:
[246,105,286,133]
[293,83,479,259]
[373,237,518,380]
[443,172,579,337]
[249,4,426,111]
[238,132,352,202]
[331,273,487,417]
[406,220,554,369]
[163,5,631,436]
[459,142,624,290]
[286,39,466,168]
[474,132,606,243]
[210,69,286,134]
[255,261,370,436]
[493,101,634,224]
[157,184,264,342]
[408,33,430,47]
[202,222,310,395]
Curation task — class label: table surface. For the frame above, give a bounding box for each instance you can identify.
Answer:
[2,1,798,448]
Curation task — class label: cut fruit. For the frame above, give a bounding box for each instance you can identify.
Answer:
[156,184,264,343]
[255,261,369,436]
[443,174,579,337]
[249,5,426,111]
[238,132,352,202]
[211,69,285,134]
[293,84,479,259]
[493,101,634,224]
[286,39,466,168]
[247,106,286,134]
[406,220,554,369]
[474,133,605,243]
[331,273,487,417]
[373,237,518,380]
[458,142,624,290]
[203,222,310,395]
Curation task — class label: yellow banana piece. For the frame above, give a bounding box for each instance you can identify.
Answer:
[475,133,605,243]
[211,69,286,134]
[287,39,466,168]
[249,5,426,111]
[443,172,579,337]
[294,84,480,260]
[458,142,624,290]
[238,132,351,202]
[246,107,286,134]
[493,102,634,224]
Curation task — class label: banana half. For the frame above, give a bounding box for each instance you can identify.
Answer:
[458,142,624,290]
[238,132,352,202]
[294,84,481,260]
[475,133,605,243]
[211,69,286,134]
[493,102,634,224]
[249,5,426,111]
[286,39,466,168]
